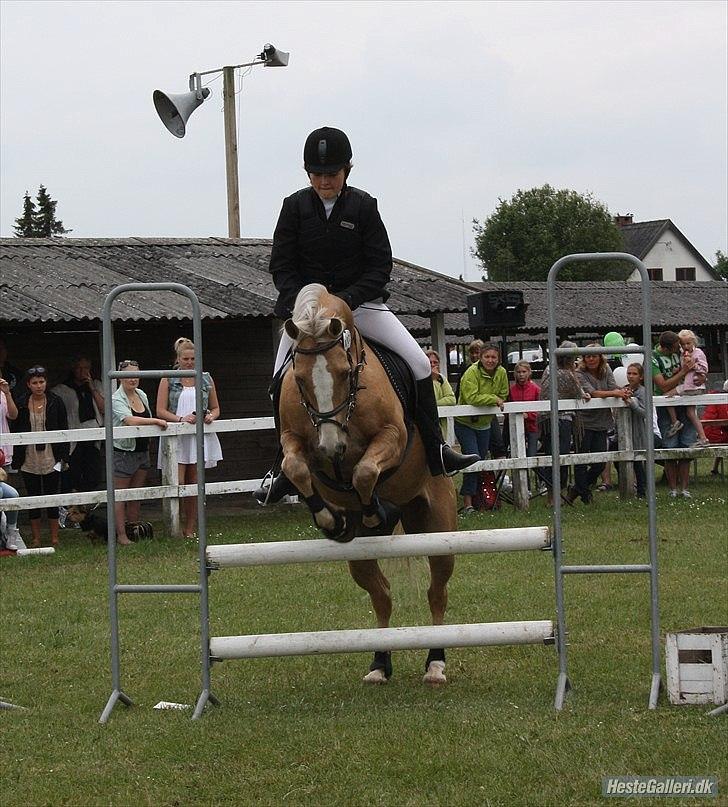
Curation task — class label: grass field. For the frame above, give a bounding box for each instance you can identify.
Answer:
[1,469,727,806]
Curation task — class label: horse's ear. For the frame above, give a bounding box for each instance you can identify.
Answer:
[327,318,344,338]
[284,319,300,340]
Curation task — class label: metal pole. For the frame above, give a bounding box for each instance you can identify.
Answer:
[99,290,132,723]
[223,66,240,238]
[547,253,660,711]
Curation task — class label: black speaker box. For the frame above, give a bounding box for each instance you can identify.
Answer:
[467,291,527,330]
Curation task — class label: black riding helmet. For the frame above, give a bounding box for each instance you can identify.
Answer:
[303,127,352,175]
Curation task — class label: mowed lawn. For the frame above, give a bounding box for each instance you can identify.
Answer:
[1,470,726,807]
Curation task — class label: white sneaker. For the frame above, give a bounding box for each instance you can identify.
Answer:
[681,490,692,498]
[669,490,678,498]
[5,527,26,551]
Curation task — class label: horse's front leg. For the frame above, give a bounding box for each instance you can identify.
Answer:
[280,433,345,538]
[352,426,404,533]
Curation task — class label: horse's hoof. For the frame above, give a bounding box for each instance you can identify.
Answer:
[323,509,359,543]
[360,500,401,537]
[363,668,389,684]
[423,661,447,685]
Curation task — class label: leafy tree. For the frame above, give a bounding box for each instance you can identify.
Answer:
[34,184,71,236]
[13,191,37,237]
[473,184,630,281]
[12,185,71,237]
[714,250,728,281]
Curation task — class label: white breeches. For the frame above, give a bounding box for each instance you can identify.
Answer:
[274,302,431,380]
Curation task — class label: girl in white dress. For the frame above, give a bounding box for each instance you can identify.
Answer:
[156,338,222,538]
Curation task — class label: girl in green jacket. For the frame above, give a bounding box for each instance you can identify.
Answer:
[454,344,509,513]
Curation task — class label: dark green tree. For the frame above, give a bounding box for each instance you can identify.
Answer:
[473,184,630,281]
[34,184,71,237]
[713,250,728,281]
[13,191,37,237]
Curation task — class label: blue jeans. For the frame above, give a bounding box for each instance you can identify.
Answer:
[657,406,697,448]
[0,480,20,528]
[454,423,490,496]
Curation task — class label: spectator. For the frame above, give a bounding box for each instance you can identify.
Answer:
[156,338,222,539]
[0,466,24,550]
[509,360,542,492]
[652,330,697,498]
[11,366,69,547]
[569,344,632,504]
[624,363,649,497]
[1,370,18,470]
[455,343,508,514]
[455,339,484,394]
[0,335,22,396]
[52,355,105,501]
[1,370,23,549]
[670,329,710,448]
[425,349,456,431]
[112,360,168,545]
[537,341,588,506]
[702,379,728,476]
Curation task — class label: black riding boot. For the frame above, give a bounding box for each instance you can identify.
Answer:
[253,364,299,505]
[415,377,479,476]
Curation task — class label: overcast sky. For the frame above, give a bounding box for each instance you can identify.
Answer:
[1,0,726,281]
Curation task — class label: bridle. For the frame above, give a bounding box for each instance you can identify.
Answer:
[291,327,366,435]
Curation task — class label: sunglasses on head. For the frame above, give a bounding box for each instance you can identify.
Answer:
[27,366,46,376]
[118,360,140,370]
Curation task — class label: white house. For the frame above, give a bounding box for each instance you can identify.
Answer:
[615,216,720,282]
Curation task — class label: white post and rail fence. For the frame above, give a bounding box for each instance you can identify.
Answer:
[1,394,726,528]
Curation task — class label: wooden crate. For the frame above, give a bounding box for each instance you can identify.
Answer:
[665,627,728,705]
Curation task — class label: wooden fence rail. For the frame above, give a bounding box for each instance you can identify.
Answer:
[2,394,726,526]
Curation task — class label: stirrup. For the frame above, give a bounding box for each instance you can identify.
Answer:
[440,444,479,477]
[253,470,295,506]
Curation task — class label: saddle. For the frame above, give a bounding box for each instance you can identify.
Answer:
[365,338,416,426]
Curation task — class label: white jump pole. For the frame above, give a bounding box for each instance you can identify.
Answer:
[207,527,551,569]
[210,620,555,660]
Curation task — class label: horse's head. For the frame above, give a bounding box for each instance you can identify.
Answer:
[284,284,363,460]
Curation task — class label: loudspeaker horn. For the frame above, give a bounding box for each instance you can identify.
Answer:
[153,87,211,138]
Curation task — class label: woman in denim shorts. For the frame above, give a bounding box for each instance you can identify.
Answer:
[111,361,168,544]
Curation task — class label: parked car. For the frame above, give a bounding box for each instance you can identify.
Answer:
[507,347,544,365]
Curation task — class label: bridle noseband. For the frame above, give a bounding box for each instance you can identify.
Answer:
[292,328,366,435]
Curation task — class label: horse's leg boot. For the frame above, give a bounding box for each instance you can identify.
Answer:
[360,498,401,537]
[414,378,479,476]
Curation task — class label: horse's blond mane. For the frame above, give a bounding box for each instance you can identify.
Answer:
[289,283,335,340]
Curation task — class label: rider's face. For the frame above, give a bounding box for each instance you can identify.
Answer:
[308,169,346,201]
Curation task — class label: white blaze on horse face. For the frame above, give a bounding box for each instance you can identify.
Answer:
[312,354,346,457]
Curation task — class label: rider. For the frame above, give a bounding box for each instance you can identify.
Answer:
[255,126,478,503]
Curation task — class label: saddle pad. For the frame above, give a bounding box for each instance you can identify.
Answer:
[366,338,416,425]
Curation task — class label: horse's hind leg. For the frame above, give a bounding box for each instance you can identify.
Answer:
[401,476,457,685]
[348,559,393,684]
[423,554,454,684]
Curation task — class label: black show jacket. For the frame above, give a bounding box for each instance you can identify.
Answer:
[269,184,393,319]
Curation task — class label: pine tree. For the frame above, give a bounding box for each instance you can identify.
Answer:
[13,191,38,237]
[34,184,71,236]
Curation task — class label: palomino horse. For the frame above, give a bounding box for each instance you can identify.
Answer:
[278,284,458,684]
